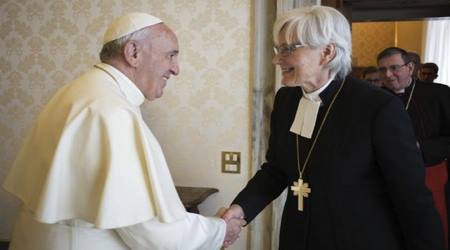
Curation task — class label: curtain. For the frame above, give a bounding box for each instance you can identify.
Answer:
[250,1,320,249]
[271,1,321,249]
[423,20,450,86]
[249,1,276,249]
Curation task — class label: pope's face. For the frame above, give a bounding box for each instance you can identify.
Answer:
[135,24,179,101]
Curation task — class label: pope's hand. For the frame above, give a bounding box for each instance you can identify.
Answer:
[219,205,246,248]
[222,204,245,221]
[215,207,227,217]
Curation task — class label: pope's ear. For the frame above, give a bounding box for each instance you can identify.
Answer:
[123,41,140,67]
[321,43,336,65]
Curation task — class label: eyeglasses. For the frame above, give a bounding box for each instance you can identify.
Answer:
[378,63,409,74]
[273,42,305,57]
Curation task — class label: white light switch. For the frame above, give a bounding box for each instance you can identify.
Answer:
[225,164,237,172]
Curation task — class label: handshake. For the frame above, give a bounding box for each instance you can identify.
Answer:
[216,204,247,248]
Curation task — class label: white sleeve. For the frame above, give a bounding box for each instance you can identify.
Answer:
[115,213,226,250]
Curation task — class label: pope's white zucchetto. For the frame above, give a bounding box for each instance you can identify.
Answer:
[103,12,163,45]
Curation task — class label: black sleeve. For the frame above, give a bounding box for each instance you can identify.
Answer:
[420,84,450,165]
[232,88,289,223]
[438,84,450,159]
[373,97,445,250]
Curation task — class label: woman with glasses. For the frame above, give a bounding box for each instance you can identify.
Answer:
[222,5,444,250]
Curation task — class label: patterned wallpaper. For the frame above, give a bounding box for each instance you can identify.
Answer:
[0,1,251,248]
[352,21,424,67]
[352,22,396,67]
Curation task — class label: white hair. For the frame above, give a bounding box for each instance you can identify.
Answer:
[99,27,151,62]
[273,6,352,79]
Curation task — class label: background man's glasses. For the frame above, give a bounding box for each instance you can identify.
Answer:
[378,62,410,74]
[273,42,305,57]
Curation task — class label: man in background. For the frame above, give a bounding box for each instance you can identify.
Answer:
[378,46,450,247]
[362,66,383,87]
[3,12,244,250]
[408,51,421,80]
[419,62,439,83]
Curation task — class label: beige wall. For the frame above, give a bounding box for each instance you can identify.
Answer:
[0,1,252,249]
[352,22,396,67]
[352,21,424,67]
[397,21,424,56]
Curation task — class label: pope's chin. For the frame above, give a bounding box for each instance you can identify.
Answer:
[146,91,163,101]
[148,80,167,100]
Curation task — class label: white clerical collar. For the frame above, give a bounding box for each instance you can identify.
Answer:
[95,63,145,107]
[301,77,334,102]
[290,77,335,139]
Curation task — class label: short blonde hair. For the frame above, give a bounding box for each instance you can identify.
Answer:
[273,6,352,79]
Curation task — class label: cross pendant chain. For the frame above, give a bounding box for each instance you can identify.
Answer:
[291,78,345,212]
[291,178,311,211]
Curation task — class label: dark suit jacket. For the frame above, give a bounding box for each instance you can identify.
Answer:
[233,76,444,250]
[391,80,450,166]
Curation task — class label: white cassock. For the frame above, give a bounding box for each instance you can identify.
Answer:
[3,63,226,250]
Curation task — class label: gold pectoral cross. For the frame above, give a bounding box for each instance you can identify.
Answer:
[291,178,311,211]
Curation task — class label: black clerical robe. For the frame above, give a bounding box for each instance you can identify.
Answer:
[394,80,450,166]
[392,80,450,246]
[233,76,444,250]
